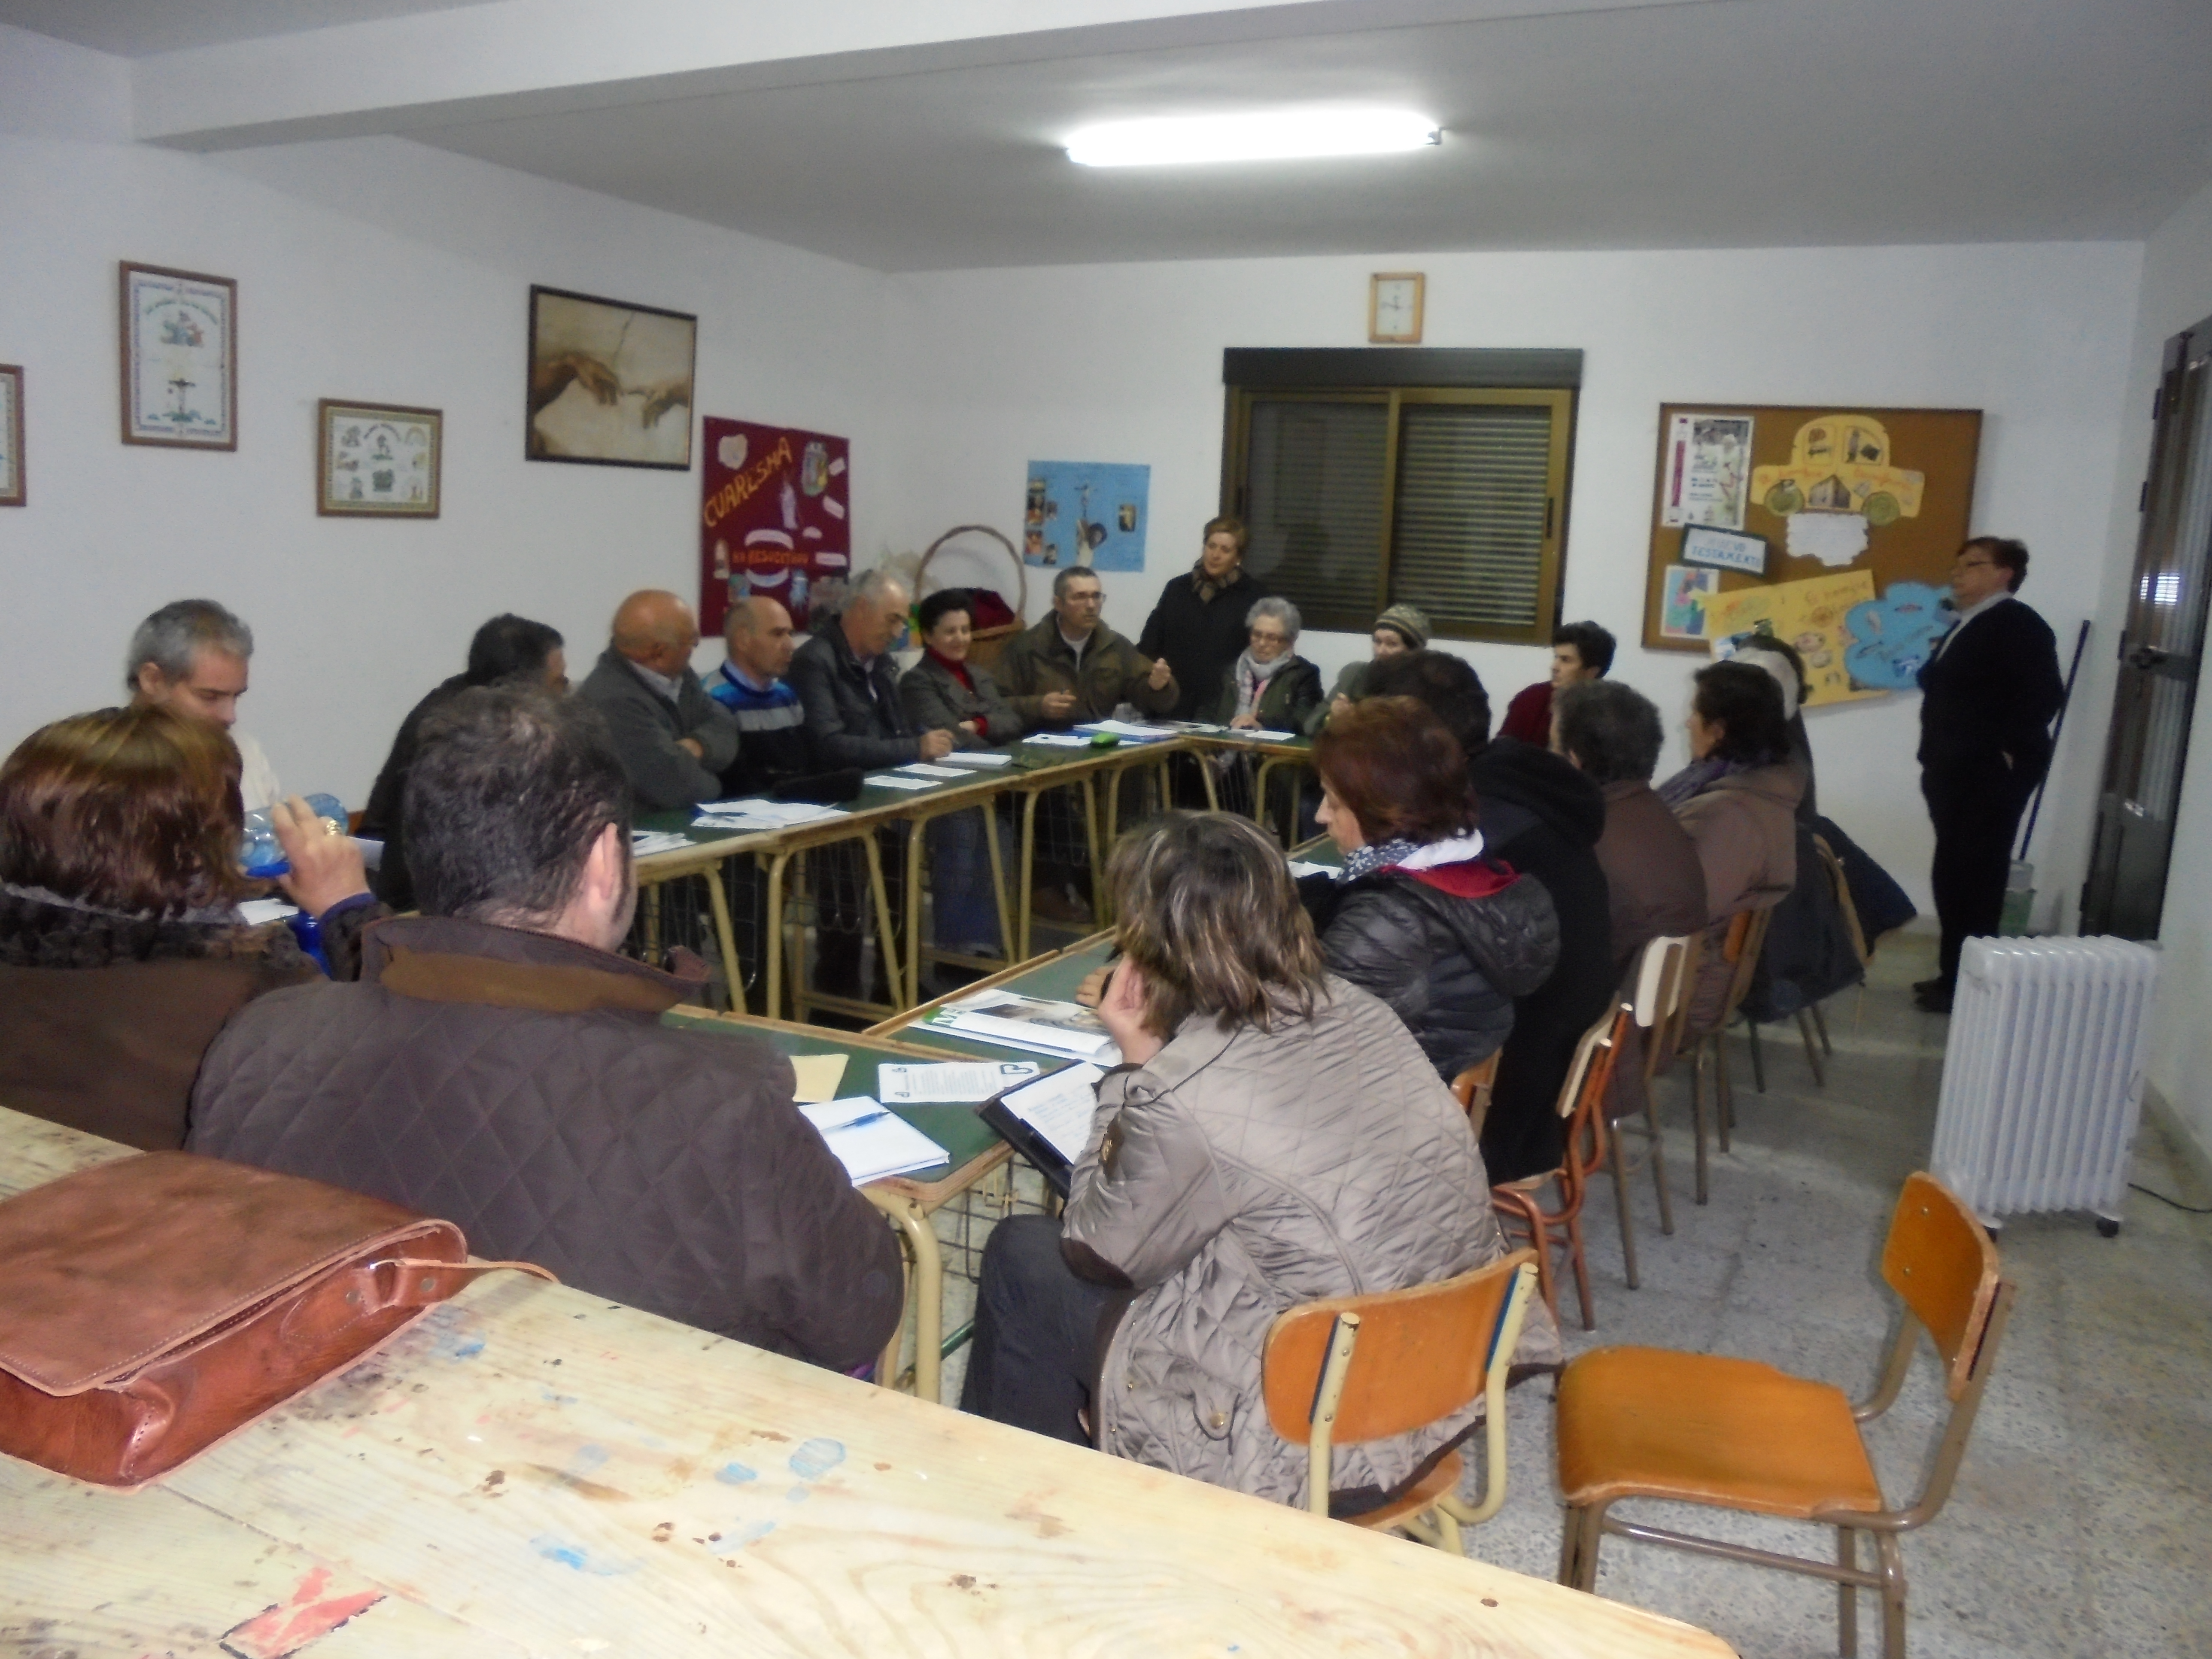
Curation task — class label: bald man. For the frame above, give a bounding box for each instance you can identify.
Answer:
[575,590,739,811]
[709,596,809,797]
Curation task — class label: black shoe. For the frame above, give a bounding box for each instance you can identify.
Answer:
[1912,977,1947,999]
[1914,983,1954,1014]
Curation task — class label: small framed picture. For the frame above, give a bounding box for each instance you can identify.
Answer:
[119,262,237,449]
[0,365,22,507]
[526,284,696,470]
[317,400,442,517]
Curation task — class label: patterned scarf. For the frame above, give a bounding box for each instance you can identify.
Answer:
[1232,648,1293,721]
[1656,755,1752,808]
[1339,837,1421,882]
[1191,559,1237,603]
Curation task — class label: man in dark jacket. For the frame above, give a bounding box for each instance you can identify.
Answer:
[1136,516,1267,722]
[188,689,902,1373]
[574,590,739,811]
[358,613,567,910]
[708,596,810,797]
[1915,537,2065,1012]
[1368,650,1616,1183]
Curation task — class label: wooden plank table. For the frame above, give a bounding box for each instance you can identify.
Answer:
[0,1108,1735,1659]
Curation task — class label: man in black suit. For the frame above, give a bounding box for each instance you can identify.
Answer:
[1915,537,2065,1012]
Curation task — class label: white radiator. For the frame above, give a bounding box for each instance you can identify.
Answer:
[1930,936,2159,1228]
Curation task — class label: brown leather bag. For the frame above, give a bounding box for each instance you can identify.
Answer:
[0,1151,552,1488]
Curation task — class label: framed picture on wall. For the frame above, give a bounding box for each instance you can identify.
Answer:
[118,262,237,450]
[526,285,696,469]
[0,365,22,507]
[317,399,442,518]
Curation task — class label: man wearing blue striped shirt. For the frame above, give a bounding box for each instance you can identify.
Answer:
[709,596,809,797]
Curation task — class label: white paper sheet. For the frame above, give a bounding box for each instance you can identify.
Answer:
[799,1097,947,1185]
[238,898,299,926]
[1286,860,1336,880]
[865,774,939,791]
[939,750,1015,767]
[631,830,694,857]
[691,800,850,831]
[877,1060,1042,1104]
[1024,733,1093,748]
[1076,720,1177,742]
[1244,729,1298,742]
[997,1063,1107,1165]
[898,764,969,778]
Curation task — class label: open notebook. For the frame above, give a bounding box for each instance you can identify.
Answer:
[979,1063,1104,1199]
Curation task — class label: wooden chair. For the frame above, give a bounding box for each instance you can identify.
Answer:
[1602,933,1694,1291]
[1556,1172,2015,1659]
[1678,903,1778,1206]
[1490,1006,1629,1331]
[1451,1052,1501,1139]
[1264,1251,1539,1553]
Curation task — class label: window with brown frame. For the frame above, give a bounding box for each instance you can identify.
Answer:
[1220,349,1580,644]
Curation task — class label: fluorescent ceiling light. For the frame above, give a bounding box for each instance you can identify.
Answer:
[1066,109,1440,168]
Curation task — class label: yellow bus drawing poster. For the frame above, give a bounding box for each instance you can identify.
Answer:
[1704,569,1881,708]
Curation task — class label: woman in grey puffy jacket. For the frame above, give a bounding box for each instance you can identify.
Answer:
[1303,696,1559,1081]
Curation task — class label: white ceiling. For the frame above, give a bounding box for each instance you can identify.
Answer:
[0,0,501,56]
[7,0,2212,271]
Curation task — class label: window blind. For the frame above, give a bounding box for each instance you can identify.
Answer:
[1389,402,1556,632]
[1240,398,1389,621]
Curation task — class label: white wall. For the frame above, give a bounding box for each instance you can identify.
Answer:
[2110,177,2212,1169]
[0,24,889,802]
[879,241,2144,912]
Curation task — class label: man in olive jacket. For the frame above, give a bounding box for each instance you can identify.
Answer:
[996,567,1177,727]
[188,689,901,1373]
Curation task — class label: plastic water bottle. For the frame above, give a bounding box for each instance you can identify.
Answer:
[240,793,347,880]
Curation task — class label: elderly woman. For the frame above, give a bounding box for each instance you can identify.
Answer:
[1307,697,1559,1081]
[0,706,376,1149]
[1307,603,1430,735]
[962,811,1556,1507]
[1658,661,1807,1025]
[1202,596,1323,732]
[1138,515,1268,723]
[899,588,1026,964]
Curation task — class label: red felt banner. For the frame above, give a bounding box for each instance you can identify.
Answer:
[700,416,850,635]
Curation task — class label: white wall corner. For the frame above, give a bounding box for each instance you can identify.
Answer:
[2141,1079,2212,1209]
[0,23,131,145]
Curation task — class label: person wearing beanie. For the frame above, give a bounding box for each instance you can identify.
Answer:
[1305,602,1432,734]
[1497,620,1615,746]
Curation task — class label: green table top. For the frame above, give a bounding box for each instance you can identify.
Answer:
[660,1011,1006,1181]
[886,937,1118,1058]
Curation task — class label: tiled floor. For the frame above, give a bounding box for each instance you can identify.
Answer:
[921,929,2212,1658]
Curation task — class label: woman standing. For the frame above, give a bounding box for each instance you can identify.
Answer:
[899,589,1027,963]
[1658,661,1806,1025]
[961,811,1555,1504]
[1138,516,1267,723]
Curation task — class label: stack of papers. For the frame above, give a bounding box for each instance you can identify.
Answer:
[631,829,694,857]
[800,1098,947,1185]
[878,1059,1041,1104]
[994,1063,1107,1167]
[866,773,939,791]
[940,750,1014,768]
[1243,729,1299,742]
[922,988,1120,1063]
[692,801,850,832]
[1075,720,1178,742]
[1163,721,1229,734]
[238,898,300,926]
[1025,732,1094,748]
[898,763,969,779]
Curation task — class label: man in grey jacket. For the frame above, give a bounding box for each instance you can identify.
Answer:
[575,589,738,811]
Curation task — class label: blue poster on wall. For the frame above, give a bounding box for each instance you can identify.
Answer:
[1023,460,1150,572]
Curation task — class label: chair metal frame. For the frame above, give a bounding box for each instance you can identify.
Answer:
[1745,831,1875,1091]
[1603,933,1694,1290]
[1451,1051,1501,1137]
[1556,1173,2017,1659]
[1678,904,1778,1205]
[1492,1006,1629,1330]
[1266,1252,1539,1554]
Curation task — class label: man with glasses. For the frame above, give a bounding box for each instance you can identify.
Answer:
[1914,537,2065,1013]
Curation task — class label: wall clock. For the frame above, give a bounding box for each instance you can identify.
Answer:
[1369,272,1425,344]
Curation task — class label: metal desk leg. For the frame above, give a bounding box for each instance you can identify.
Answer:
[982,803,1012,964]
[765,849,793,1024]
[863,832,904,1011]
[864,1189,943,1403]
[1018,787,1045,962]
[1197,752,1221,811]
[903,811,930,1013]
[703,862,742,1015]
[1080,777,1105,927]
[643,882,663,960]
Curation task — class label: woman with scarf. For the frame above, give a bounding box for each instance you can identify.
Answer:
[1138,516,1268,723]
[899,588,1028,970]
[1304,696,1559,1082]
[1201,596,1324,827]
[1659,660,1807,1026]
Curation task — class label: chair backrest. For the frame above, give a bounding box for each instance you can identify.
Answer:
[1451,1053,1500,1131]
[1812,834,1871,969]
[1881,1172,2003,1401]
[1631,935,1691,1030]
[1261,1250,1537,1445]
[1715,903,1778,1027]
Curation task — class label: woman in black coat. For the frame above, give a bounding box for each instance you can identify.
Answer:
[1304,697,1559,1082]
[1137,515,1267,723]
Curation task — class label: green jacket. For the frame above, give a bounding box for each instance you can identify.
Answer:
[1203,656,1324,732]
[994,616,1177,727]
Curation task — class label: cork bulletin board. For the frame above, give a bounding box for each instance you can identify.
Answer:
[1641,403,1983,697]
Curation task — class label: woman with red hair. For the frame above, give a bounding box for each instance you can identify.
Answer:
[1307,696,1560,1080]
[0,705,374,1149]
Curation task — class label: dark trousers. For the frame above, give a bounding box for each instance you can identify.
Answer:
[1923,760,2035,987]
[960,1214,1113,1444]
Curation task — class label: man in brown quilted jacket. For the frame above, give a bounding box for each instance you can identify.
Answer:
[187,688,901,1373]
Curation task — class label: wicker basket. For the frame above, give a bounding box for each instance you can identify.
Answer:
[915,525,1029,671]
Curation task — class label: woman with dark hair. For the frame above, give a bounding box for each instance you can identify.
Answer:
[0,706,375,1149]
[1659,661,1807,1024]
[1726,634,1819,823]
[1307,697,1558,1080]
[359,613,567,910]
[899,589,1027,963]
[963,810,1555,1505]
